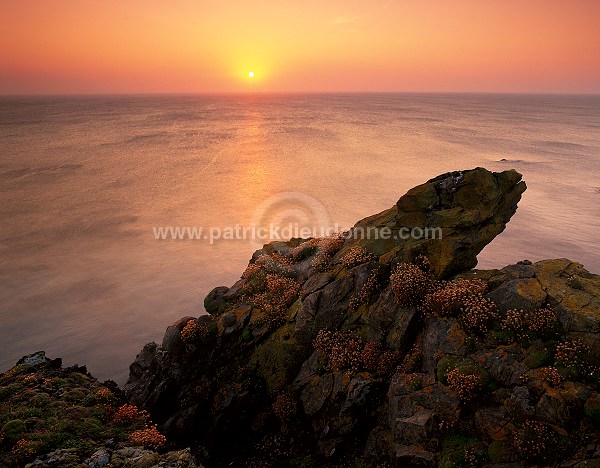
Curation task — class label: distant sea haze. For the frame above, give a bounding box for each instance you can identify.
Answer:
[1,93,599,384]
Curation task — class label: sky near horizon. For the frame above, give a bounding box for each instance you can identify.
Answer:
[1,0,599,94]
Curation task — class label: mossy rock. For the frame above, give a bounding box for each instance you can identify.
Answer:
[250,321,309,394]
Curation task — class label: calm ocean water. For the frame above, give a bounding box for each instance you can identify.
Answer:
[1,94,599,383]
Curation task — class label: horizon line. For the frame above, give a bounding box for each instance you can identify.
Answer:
[2,90,600,98]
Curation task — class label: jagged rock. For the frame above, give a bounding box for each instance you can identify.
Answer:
[350,167,526,278]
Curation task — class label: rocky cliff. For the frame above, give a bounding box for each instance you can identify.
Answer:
[121,167,599,466]
[4,167,600,467]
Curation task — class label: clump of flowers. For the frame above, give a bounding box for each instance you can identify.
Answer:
[349,267,381,310]
[255,253,294,277]
[113,404,149,424]
[11,439,41,459]
[291,238,320,260]
[310,235,345,271]
[502,309,527,338]
[361,341,381,373]
[400,342,422,373]
[537,366,562,387]
[313,330,364,371]
[513,420,553,462]
[377,350,400,376]
[446,368,483,401]
[341,246,375,268]
[459,294,499,335]
[129,424,167,449]
[390,262,432,306]
[421,278,487,316]
[405,373,424,391]
[357,341,399,376]
[242,253,296,295]
[250,274,300,328]
[273,393,297,422]
[180,318,215,344]
[502,307,558,341]
[528,307,559,335]
[95,387,113,400]
[22,374,37,384]
[554,339,589,376]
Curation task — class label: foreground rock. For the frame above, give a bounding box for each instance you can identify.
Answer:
[0,352,199,467]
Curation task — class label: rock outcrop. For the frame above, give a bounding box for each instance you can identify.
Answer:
[351,167,526,278]
[123,168,600,466]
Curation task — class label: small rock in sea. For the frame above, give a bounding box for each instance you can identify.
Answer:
[517,259,532,265]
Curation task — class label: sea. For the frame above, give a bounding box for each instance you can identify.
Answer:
[1,93,599,384]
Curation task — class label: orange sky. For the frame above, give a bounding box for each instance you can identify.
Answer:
[1,0,599,94]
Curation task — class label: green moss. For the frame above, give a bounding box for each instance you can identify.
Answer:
[64,389,86,402]
[1,419,26,443]
[524,344,552,369]
[251,322,307,394]
[489,330,513,345]
[0,384,22,401]
[241,328,253,342]
[585,393,600,426]
[289,455,317,467]
[31,393,51,408]
[487,440,509,463]
[440,434,482,468]
[437,356,458,384]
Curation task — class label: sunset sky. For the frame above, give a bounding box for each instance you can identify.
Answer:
[1,0,599,94]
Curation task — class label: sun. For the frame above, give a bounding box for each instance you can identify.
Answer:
[248,71,255,78]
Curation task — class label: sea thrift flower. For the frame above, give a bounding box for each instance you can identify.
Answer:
[129,424,167,448]
[377,350,400,376]
[273,393,297,422]
[390,263,432,306]
[250,274,300,328]
[502,307,558,340]
[405,373,424,390]
[400,342,422,373]
[538,366,562,387]
[341,246,375,268]
[513,420,552,462]
[11,439,40,459]
[309,235,345,271]
[446,368,483,401]
[555,339,588,372]
[291,238,320,260]
[95,387,113,400]
[460,294,499,335]
[255,253,294,277]
[362,342,381,373]
[113,404,149,424]
[349,267,381,310]
[527,307,558,335]
[313,330,364,371]
[422,278,487,316]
